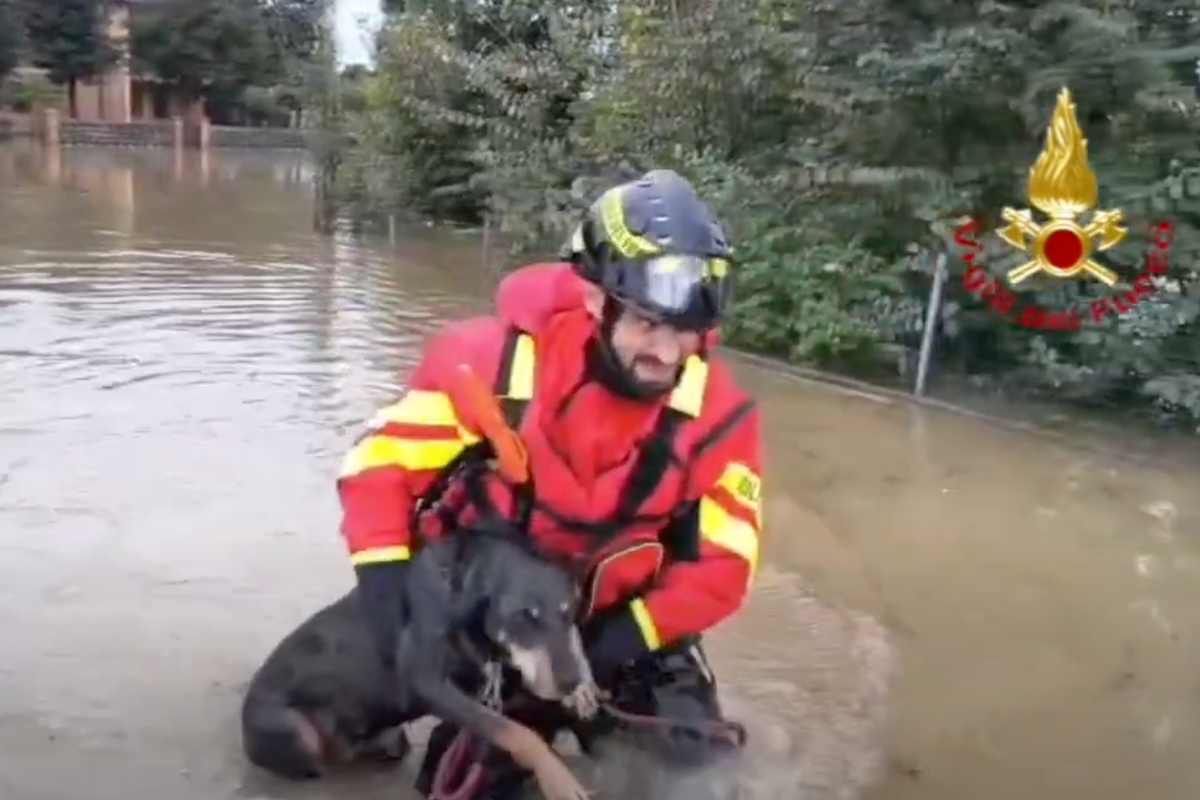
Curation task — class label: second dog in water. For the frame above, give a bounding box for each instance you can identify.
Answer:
[240,522,600,800]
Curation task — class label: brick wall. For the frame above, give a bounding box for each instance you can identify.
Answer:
[209,125,309,150]
[0,112,35,138]
[39,119,309,150]
[60,120,177,147]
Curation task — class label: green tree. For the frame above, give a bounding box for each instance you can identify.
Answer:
[344,0,1200,425]
[807,0,1200,419]
[22,0,117,116]
[262,0,327,61]
[261,0,329,122]
[130,0,282,108]
[0,0,24,83]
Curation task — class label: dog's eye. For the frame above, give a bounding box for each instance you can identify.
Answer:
[524,607,541,624]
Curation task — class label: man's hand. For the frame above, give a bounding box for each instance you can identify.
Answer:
[582,604,652,687]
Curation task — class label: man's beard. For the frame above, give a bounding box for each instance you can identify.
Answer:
[628,355,679,395]
[587,334,677,401]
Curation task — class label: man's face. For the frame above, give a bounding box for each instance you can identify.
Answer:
[607,299,704,394]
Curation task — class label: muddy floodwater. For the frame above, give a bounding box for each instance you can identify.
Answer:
[2,141,1199,800]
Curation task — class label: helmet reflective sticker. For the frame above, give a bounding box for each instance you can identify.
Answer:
[600,188,662,259]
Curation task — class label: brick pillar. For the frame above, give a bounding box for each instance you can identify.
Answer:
[42,137,62,184]
[43,109,60,147]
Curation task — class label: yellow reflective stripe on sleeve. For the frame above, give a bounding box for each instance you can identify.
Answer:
[369,390,463,429]
[668,355,708,417]
[629,597,662,651]
[508,334,536,400]
[699,495,760,577]
[350,545,411,565]
[717,462,762,527]
[339,435,468,478]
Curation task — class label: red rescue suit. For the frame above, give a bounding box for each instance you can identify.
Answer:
[337,263,764,653]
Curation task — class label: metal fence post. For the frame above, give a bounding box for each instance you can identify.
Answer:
[915,251,947,397]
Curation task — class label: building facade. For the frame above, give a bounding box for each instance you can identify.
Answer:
[73,0,199,124]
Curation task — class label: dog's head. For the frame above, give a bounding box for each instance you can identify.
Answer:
[463,532,592,701]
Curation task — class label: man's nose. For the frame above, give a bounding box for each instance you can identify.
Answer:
[646,325,682,362]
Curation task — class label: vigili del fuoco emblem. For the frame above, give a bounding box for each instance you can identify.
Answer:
[997,87,1127,287]
[953,86,1176,332]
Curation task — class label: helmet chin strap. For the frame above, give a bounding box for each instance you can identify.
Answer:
[588,296,677,401]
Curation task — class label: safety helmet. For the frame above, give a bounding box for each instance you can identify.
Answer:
[563,170,734,331]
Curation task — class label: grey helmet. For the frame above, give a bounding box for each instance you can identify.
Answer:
[564,169,734,330]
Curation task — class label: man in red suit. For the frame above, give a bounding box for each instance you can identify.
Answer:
[338,169,764,795]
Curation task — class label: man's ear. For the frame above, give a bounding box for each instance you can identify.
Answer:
[582,281,605,320]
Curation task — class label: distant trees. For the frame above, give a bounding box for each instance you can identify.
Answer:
[130,0,328,121]
[21,0,116,116]
[338,0,1200,427]
[131,0,280,106]
[0,0,23,83]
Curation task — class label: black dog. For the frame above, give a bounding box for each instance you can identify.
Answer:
[240,524,599,800]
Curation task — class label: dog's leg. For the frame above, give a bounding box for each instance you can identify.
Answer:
[560,627,600,721]
[402,541,590,799]
[241,693,327,780]
[412,673,591,800]
[350,724,412,762]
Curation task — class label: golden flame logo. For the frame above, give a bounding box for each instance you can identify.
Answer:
[1028,92,1098,218]
[997,88,1125,287]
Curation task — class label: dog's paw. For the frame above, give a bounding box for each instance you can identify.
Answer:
[561,681,601,720]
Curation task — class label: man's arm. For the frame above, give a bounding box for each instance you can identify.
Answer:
[584,404,763,680]
[337,321,501,660]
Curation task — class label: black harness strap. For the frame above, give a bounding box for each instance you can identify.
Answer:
[613,406,687,522]
[689,398,755,461]
[458,326,705,546]
[523,405,688,545]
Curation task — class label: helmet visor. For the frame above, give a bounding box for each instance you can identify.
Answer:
[611,254,729,329]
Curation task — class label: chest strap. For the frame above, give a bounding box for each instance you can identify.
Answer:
[480,327,708,541]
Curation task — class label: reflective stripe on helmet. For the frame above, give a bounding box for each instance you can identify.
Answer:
[601,188,662,259]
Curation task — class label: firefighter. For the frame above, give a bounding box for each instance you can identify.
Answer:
[337,169,764,793]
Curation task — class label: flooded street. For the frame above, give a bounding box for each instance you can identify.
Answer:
[1,142,1199,800]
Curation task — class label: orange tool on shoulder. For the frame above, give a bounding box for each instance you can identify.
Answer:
[446,363,529,485]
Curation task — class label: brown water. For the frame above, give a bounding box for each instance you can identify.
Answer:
[1,141,1198,800]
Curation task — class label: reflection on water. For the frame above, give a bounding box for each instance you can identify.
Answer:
[0,140,1198,800]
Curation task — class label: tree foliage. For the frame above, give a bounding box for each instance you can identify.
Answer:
[343,0,1200,426]
[0,0,23,83]
[22,0,116,103]
[262,0,326,61]
[129,0,327,118]
[130,0,282,103]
